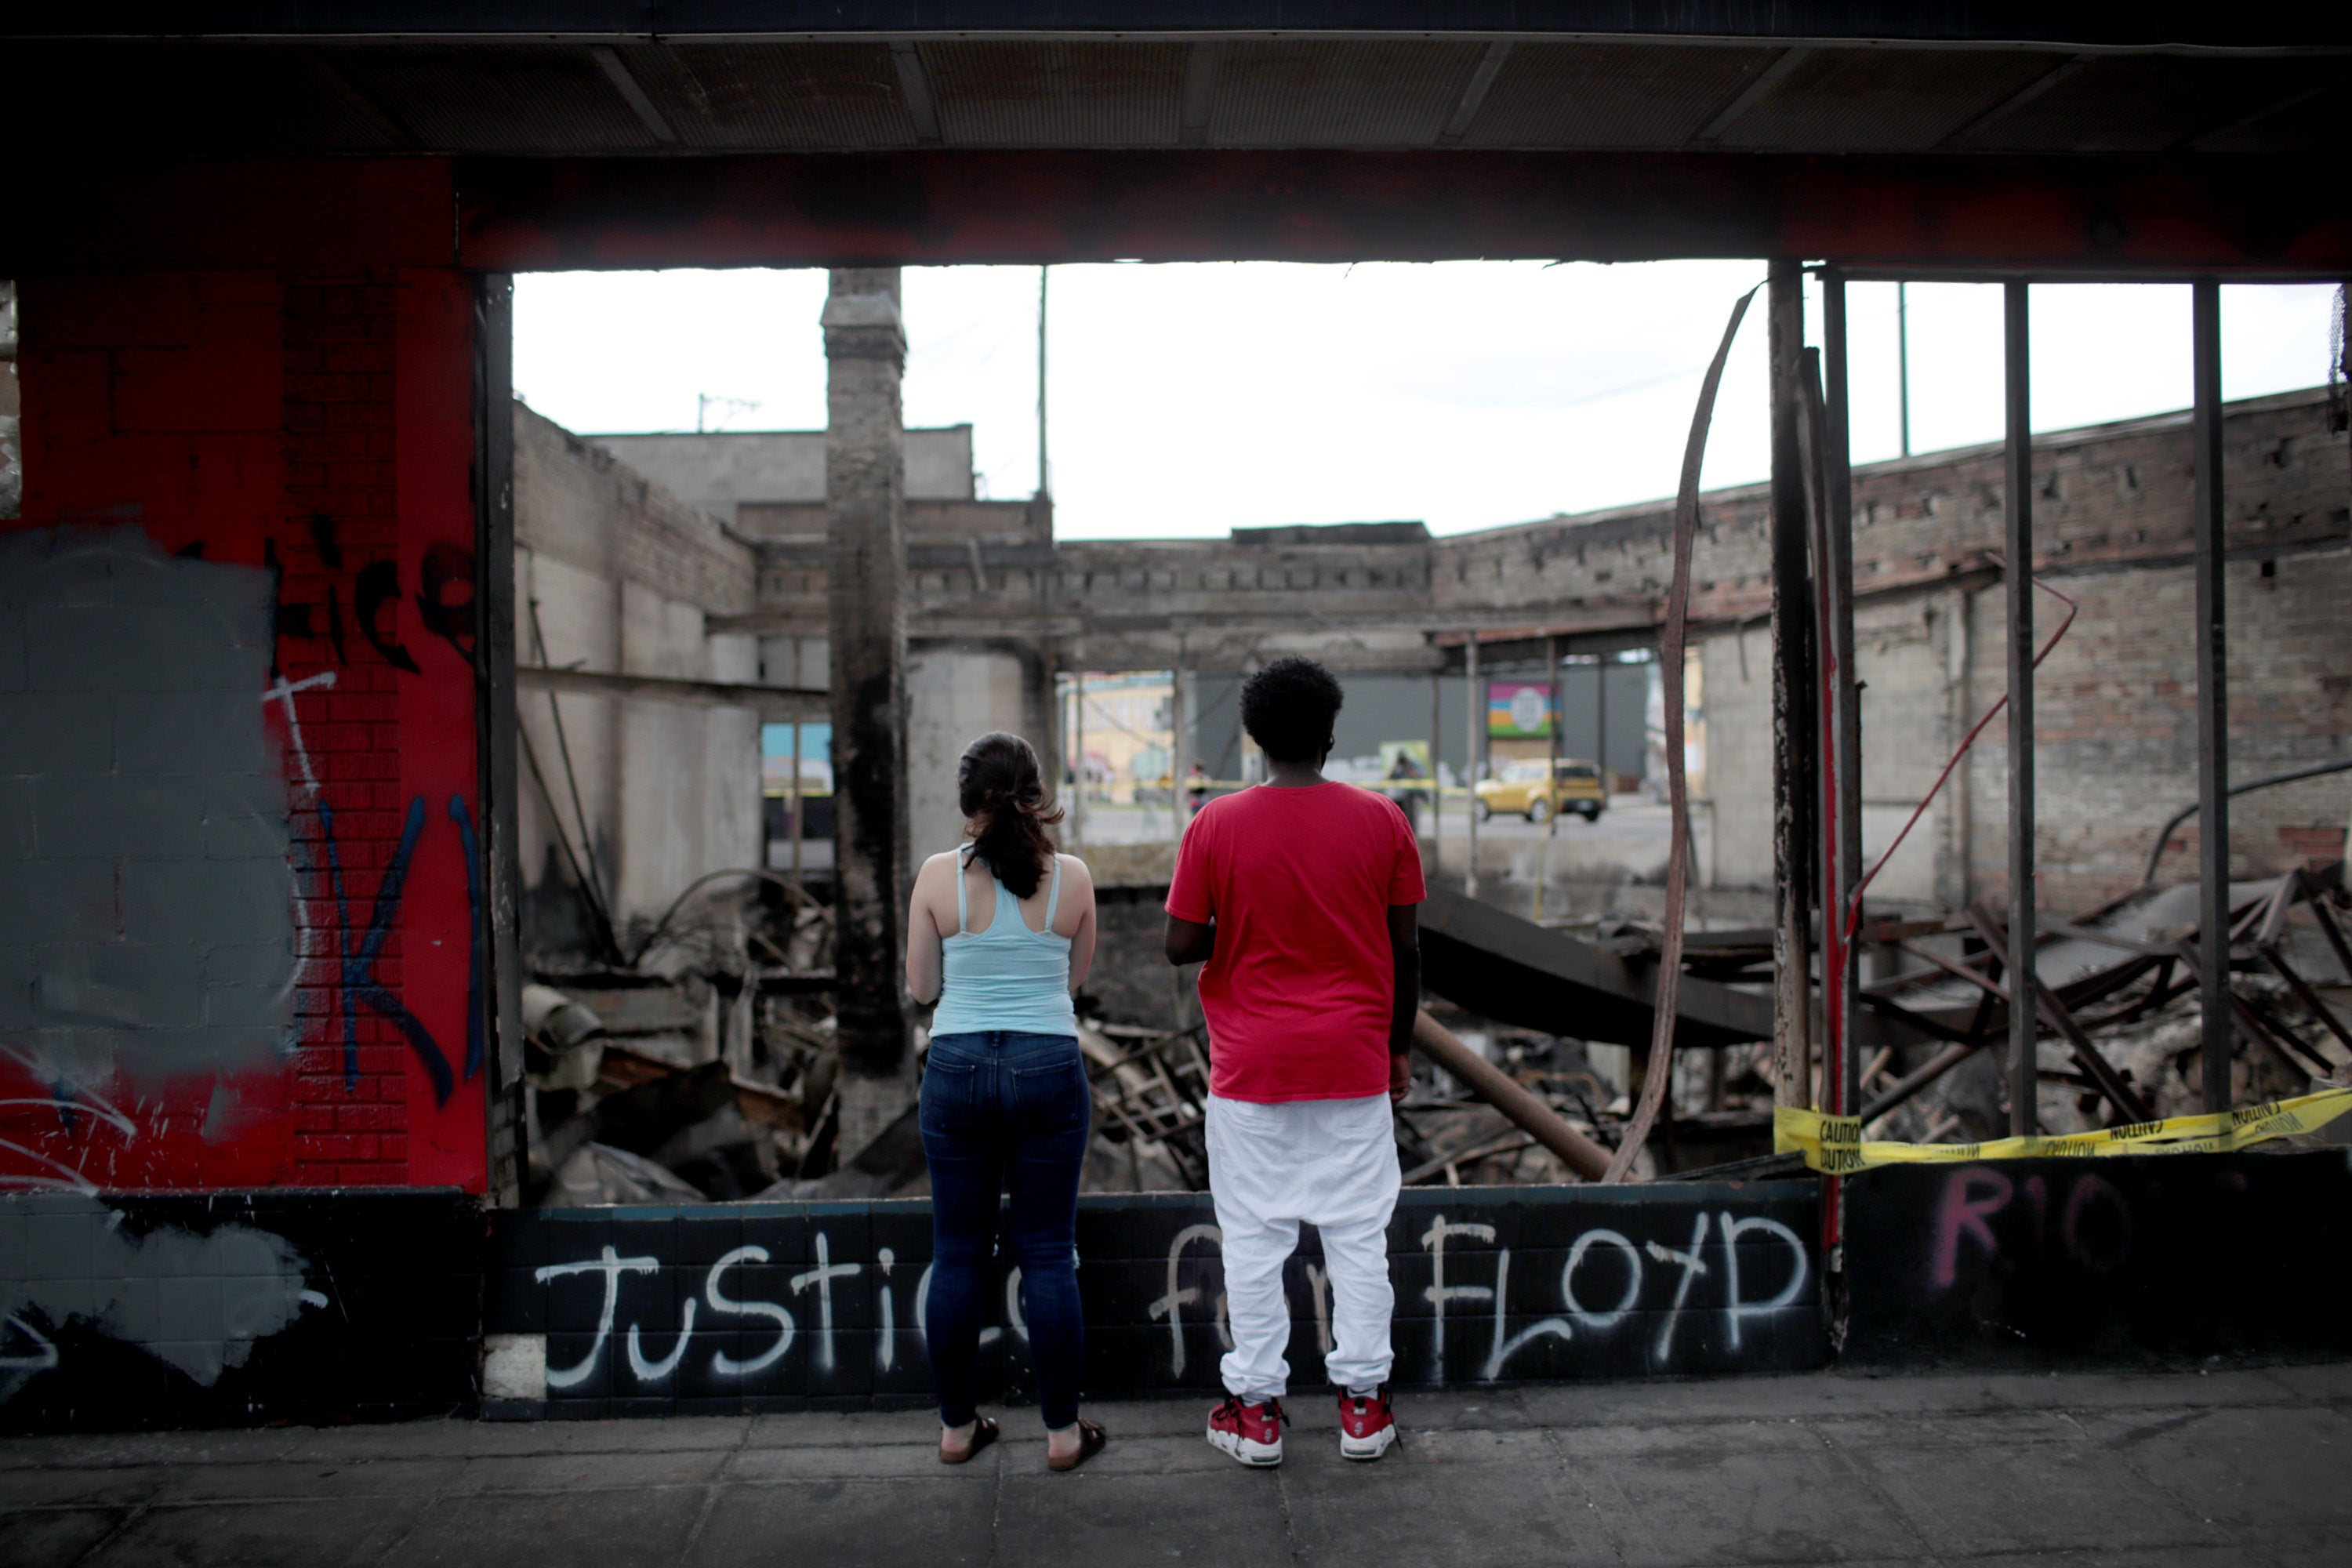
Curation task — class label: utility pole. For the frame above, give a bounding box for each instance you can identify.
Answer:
[1897,281,1911,459]
[1036,266,1050,499]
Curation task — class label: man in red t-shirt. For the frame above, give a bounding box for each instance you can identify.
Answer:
[1166,655,1424,1467]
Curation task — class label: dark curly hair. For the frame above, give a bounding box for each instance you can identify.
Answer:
[1240,655,1345,765]
[956,731,1065,898]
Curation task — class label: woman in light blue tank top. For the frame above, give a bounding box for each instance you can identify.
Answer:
[905,731,1104,1472]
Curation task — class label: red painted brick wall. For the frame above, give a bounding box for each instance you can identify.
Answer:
[3,267,486,1192]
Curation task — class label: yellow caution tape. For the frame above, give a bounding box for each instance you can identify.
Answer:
[1775,1087,2352,1172]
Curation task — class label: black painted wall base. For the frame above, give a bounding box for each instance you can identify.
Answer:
[2,1190,483,1432]
[1844,1151,2352,1367]
[482,1181,1825,1418]
[18,1152,2333,1432]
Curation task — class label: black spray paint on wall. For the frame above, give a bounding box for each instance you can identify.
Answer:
[1,1190,481,1430]
[484,1182,1824,1417]
[1844,1151,2352,1367]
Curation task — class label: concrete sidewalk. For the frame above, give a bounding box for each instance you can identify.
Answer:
[3,1365,2346,1566]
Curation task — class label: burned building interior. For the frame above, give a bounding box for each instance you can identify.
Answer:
[503,336,2352,1206]
[2,8,2350,1444]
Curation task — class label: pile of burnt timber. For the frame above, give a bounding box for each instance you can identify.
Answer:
[519,890,899,1204]
[1857,863,2351,1137]
[1411,864,2349,1170]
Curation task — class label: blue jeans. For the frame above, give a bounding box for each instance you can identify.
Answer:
[920,1029,1091,1430]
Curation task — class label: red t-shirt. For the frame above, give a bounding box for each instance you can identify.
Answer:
[1166,781,1426,1103]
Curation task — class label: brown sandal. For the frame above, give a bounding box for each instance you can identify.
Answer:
[1048,1418,1108,1472]
[940,1415,1000,1465]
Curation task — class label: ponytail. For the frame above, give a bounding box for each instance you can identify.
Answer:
[956,731,1065,899]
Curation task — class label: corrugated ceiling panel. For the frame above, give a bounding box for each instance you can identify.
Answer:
[332,43,655,154]
[924,41,1182,147]
[2198,76,2352,152]
[7,44,408,157]
[622,43,916,150]
[1723,47,2061,151]
[1957,56,2314,153]
[1463,42,1778,148]
[1207,39,1486,147]
[220,49,411,154]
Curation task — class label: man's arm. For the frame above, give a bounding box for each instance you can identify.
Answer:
[1165,914,1215,967]
[1388,902,1420,1104]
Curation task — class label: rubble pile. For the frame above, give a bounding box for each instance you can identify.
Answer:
[521,884,850,1206]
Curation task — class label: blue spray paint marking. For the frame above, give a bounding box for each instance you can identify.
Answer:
[347,797,455,1108]
[448,796,484,1083]
[316,798,360,1091]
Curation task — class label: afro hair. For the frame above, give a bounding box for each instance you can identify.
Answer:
[1240,655,1345,765]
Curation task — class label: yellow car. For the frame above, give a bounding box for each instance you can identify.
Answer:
[1474,759,1607,823]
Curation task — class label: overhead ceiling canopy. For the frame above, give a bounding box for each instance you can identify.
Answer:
[10,9,2349,161]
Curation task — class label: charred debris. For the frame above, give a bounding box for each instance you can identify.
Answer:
[516,849,2352,1205]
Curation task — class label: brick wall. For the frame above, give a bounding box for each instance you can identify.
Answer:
[1684,391,2350,908]
[2,267,486,1192]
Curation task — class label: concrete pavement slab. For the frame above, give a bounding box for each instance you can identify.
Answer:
[441,1446,736,1494]
[148,1456,467,1503]
[994,1467,1295,1567]
[0,1428,305,1468]
[1278,1427,1611,1568]
[1804,1406,2087,1451]
[1851,1436,2218,1556]
[382,1484,706,1566]
[1565,1436,1929,1565]
[686,1477,995,1568]
[87,1497,434,1566]
[723,1439,972,1479]
[0,1465,168,1509]
[284,1413,749,1462]
[2,1367,2346,1566]
[2082,1403,2352,1530]
[742,1407,949,1446]
[0,1505,133,1568]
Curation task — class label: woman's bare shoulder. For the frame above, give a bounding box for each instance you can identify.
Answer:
[1054,853,1095,890]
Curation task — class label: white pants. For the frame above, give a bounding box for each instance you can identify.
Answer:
[1205,1091,1401,1401]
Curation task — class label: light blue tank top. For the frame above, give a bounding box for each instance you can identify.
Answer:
[928,845,1079,1040]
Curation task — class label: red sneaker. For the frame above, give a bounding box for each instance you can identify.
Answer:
[1338,1385,1397,1462]
[1206,1393,1286,1466]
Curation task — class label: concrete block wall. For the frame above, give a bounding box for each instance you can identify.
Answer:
[478,1182,1825,1417]
[2,1189,482,1431]
[4,267,488,1192]
[511,404,767,960]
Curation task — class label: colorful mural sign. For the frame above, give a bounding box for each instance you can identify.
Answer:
[1487,681,1554,739]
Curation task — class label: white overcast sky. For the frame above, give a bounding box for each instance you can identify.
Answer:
[515,263,2339,542]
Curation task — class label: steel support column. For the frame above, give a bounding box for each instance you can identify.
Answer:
[472,270,524,1207]
[1820,276,1862,1128]
[2192,278,2233,1115]
[1767,260,1814,1109]
[2002,280,2038,1138]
